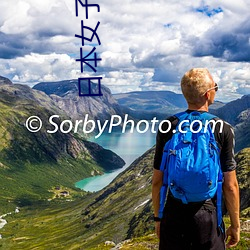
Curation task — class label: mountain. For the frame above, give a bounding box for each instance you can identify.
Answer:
[0,78,124,212]
[114,91,186,110]
[33,81,227,122]
[79,147,155,248]
[211,94,250,152]
[213,94,250,125]
[0,76,12,85]
[209,100,225,110]
[33,79,124,123]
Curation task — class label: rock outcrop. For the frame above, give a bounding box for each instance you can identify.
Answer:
[33,79,124,123]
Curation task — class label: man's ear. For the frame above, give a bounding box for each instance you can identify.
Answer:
[204,92,209,100]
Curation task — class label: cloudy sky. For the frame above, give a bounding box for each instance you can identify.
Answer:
[0,0,249,102]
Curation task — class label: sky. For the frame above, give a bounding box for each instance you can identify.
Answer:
[0,0,249,102]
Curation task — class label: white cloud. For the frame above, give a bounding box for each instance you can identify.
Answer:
[102,70,154,93]
[0,0,249,101]
[0,53,80,85]
[0,0,75,35]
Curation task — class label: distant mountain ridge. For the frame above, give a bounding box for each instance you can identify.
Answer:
[114,91,249,152]
[114,91,186,119]
[114,90,225,120]
[114,90,187,110]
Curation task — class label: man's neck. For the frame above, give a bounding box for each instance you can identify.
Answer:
[187,103,209,112]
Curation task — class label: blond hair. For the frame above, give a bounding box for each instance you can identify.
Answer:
[181,68,214,104]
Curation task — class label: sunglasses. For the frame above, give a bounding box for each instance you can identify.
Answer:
[203,83,218,95]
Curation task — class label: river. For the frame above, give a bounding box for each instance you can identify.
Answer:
[75,129,156,192]
[0,208,20,239]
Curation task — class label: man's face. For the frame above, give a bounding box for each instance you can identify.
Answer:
[207,82,218,105]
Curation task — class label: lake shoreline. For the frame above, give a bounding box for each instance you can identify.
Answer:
[75,129,156,192]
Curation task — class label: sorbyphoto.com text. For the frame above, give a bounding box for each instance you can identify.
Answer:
[25,114,224,138]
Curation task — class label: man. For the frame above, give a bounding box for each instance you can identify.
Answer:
[152,68,240,249]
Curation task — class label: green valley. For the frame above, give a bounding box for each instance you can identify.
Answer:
[0,81,124,214]
[0,147,249,249]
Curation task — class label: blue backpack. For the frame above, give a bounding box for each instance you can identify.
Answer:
[158,111,223,228]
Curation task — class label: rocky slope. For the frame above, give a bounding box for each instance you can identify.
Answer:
[234,108,250,152]
[213,94,250,126]
[0,78,124,212]
[79,147,155,248]
[33,79,124,123]
[0,76,12,85]
[210,94,250,152]
[235,148,250,214]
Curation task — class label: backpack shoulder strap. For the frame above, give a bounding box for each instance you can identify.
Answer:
[173,111,189,121]
[201,112,223,230]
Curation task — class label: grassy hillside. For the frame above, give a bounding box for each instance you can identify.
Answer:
[0,199,89,249]
[0,83,124,213]
[0,148,155,249]
[1,147,249,249]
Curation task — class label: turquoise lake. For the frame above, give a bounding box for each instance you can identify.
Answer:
[75,129,156,192]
